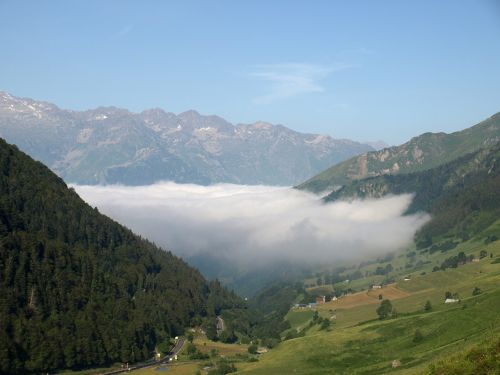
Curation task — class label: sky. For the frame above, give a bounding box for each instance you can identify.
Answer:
[74,182,428,266]
[1,0,500,144]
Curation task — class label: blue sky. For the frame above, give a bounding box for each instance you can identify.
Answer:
[1,0,499,144]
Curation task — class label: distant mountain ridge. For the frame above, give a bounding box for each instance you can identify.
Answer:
[0,91,373,186]
[299,112,500,192]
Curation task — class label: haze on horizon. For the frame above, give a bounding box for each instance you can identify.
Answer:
[1,1,500,145]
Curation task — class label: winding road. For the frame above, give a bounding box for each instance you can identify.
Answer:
[103,338,186,374]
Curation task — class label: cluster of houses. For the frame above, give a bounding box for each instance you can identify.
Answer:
[293,295,339,309]
[293,302,317,309]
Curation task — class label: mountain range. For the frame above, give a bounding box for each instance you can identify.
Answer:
[299,112,500,192]
[1,91,500,373]
[0,91,373,186]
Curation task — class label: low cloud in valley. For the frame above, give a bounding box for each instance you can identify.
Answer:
[74,183,429,267]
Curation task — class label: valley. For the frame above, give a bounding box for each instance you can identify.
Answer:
[100,218,500,375]
[2,4,500,372]
[2,107,500,374]
[237,223,500,374]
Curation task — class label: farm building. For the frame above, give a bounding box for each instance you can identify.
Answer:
[316,295,326,304]
[293,303,308,309]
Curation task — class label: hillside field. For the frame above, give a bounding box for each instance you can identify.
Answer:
[237,224,500,374]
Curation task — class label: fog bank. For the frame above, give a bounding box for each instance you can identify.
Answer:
[74,182,429,266]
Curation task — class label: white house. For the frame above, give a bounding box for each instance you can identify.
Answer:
[445,298,459,303]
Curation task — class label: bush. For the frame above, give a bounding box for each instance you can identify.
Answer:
[440,252,467,270]
[247,344,258,355]
[219,330,238,344]
[376,300,393,320]
[187,342,209,360]
[413,329,424,343]
[262,338,280,349]
[284,329,304,340]
[484,235,498,244]
[312,311,319,323]
[424,300,432,312]
[240,336,251,344]
[187,342,197,355]
[207,359,237,375]
[472,287,482,296]
[320,319,331,330]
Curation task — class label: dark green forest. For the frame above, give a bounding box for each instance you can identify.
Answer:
[0,139,247,374]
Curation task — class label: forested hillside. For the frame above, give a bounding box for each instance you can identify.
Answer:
[326,144,500,246]
[0,138,243,373]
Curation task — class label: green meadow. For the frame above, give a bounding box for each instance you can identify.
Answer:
[237,227,500,374]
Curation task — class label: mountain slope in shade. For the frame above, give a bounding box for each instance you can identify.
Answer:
[0,91,373,186]
[0,138,244,374]
[299,112,500,192]
[326,144,500,246]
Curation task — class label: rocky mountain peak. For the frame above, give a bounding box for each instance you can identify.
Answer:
[0,91,374,186]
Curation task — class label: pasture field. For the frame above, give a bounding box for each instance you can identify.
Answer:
[193,335,248,356]
[237,238,500,374]
[285,309,315,330]
[238,290,500,374]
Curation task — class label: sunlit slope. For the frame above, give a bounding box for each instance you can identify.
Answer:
[298,112,500,193]
[237,238,500,374]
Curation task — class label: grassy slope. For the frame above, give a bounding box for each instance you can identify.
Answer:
[285,310,315,331]
[236,225,500,374]
[424,336,500,374]
[298,112,500,193]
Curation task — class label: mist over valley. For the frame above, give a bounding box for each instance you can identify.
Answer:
[74,182,429,283]
[1,2,500,374]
